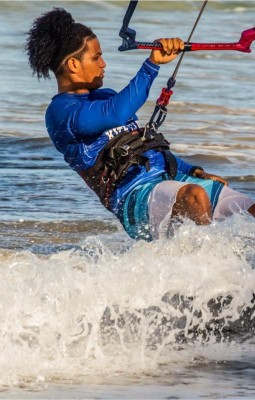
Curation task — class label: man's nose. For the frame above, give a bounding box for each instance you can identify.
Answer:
[101,58,106,68]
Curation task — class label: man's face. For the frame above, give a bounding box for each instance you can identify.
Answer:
[78,37,106,90]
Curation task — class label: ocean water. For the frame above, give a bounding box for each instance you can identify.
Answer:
[0,1,255,398]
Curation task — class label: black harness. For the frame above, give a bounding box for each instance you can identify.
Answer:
[79,128,177,210]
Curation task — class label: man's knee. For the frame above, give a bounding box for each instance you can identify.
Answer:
[178,184,210,208]
[173,184,212,224]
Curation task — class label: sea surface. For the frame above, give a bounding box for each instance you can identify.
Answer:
[0,1,255,399]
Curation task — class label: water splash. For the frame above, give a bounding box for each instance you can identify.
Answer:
[0,213,254,388]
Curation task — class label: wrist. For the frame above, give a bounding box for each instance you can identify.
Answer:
[189,165,204,177]
[148,56,160,66]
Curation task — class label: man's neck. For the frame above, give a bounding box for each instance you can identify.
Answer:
[57,76,90,94]
[58,82,90,94]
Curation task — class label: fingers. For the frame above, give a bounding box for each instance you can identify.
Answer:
[213,177,228,186]
[156,38,184,55]
[207,174,228,186]
[149,37,184,65]
[200,172,228,186]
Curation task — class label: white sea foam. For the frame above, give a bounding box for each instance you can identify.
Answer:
[0,213,254,388]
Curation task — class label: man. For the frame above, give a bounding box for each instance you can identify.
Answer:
[25,8,255,240]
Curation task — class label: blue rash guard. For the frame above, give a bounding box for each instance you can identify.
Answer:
[46,58,194,217]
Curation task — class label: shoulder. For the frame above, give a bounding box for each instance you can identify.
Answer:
[46,88,117,121]
[47,93,82,111]
[46,93,75,120]
[48,88,116,107]
[88,88,117,100]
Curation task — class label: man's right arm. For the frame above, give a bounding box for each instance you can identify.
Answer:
[75,37,185,138]
[75,59,160,137]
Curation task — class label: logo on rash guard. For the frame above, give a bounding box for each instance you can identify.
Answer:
[104,121,141,140]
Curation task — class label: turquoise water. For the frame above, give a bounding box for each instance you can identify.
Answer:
[0,1,255,398]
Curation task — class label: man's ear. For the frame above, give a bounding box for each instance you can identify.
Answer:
[66,57,81,73]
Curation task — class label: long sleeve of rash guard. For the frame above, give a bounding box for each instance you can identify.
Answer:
[75,58,160,137]
[46,57,195,177]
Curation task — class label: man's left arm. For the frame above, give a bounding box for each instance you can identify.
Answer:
[176,158,228,186]
[190,167,228,186]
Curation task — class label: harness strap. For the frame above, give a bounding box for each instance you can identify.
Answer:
[162,150,177,179]
[80,128,177,210]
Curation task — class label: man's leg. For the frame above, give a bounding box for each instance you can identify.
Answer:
[149,180,254,240]
[213,186,254,220]
[149,181,212,239]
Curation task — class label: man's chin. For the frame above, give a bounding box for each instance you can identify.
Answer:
[90,78,103,90]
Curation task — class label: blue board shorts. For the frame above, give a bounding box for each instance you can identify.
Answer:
[117,172,224,241]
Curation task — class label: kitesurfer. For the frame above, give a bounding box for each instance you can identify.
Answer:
[25,8,255,240]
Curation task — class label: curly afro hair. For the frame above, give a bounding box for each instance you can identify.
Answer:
[25,8,96,79]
